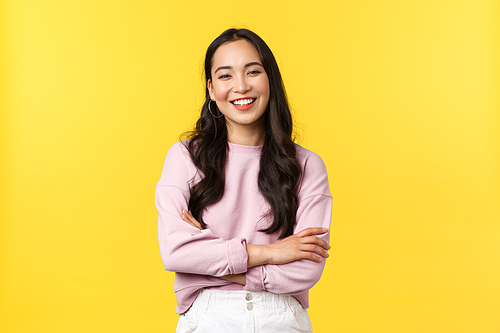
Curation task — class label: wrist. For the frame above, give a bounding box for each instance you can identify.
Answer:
[246,244,270,267]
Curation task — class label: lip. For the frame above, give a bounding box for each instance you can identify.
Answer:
[230,97,256,111]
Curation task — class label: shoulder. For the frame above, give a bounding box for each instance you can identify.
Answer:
[295,144,327,173]
[157,140,195,186]
[165,140,191,161]
[294,144,331,198]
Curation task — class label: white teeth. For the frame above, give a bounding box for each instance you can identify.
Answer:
[232,98,255,106]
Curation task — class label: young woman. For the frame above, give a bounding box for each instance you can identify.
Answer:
[156,28,332,333]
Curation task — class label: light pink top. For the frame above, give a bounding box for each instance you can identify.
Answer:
[156,141,332,314]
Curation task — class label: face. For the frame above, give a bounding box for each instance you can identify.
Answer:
[208,39,270,133]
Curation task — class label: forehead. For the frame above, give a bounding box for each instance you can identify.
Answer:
[211,39,262,70]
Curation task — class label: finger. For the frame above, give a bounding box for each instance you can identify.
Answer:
[296,227,328,238]
[182,209,203,230]
[182,209,195,221]
[300,236,331,250]
[181,212,198,227]
[186,219,202,230]
[301,244,329,258]
[184,211,201,226]
[181,209,196,224]
[184,216,202,229]
[300,251,324,263]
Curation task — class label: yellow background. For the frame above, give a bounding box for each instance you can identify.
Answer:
[1,1,499,332]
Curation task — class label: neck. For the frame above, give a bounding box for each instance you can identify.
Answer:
[226,124,265,146]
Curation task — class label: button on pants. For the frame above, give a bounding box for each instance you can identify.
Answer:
[176,289,313,333]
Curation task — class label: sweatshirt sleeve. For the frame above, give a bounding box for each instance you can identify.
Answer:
[156,142,249,277]
[244,149,333,295]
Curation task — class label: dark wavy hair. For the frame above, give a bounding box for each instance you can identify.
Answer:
[184,28,302,239]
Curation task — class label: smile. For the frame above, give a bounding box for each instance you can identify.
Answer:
[231,98,256,106]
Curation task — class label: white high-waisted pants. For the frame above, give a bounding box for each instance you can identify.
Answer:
[176,289,313,333]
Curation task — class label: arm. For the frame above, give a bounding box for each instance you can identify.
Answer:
[181,209,330,285]
[158,143,328,280]
[156,143,249,277]
[181,209,329,268]
[245,227,330,267]
[244,194,332,294]
[243,149,333,295]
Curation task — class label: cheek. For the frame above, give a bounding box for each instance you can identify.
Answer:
[256,76,270,98]
[213,84,230,101]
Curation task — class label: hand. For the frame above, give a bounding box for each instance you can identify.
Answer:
[181,210,202,230]
[247,227,330,267]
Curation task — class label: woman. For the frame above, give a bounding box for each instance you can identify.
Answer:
[156,28,332,332]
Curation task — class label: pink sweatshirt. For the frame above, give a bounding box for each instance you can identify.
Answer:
[156,141,332,314]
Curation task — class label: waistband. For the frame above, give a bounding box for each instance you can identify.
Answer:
[190,289,301,313]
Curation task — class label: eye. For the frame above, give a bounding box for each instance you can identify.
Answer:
[248,70,261,75]
[218,74,231,79]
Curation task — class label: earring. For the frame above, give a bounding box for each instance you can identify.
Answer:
[208,100,223,119]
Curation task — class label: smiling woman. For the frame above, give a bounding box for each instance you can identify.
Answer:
[207,40,270,145]
[155,29,333,333]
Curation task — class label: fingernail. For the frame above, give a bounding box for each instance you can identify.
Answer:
[323,228,328,232]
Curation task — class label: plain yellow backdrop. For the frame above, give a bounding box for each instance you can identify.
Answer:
[1,1,499,332]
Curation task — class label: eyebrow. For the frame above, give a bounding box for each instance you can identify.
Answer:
[214,62,264,74]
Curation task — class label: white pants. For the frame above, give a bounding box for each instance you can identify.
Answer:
[176,289,313,333]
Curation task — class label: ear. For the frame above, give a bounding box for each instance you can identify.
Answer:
[207,79,214,100]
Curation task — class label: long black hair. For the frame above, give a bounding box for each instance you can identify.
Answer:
[184,28,302,239]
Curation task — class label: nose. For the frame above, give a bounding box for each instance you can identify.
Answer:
[233,74,250,93]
